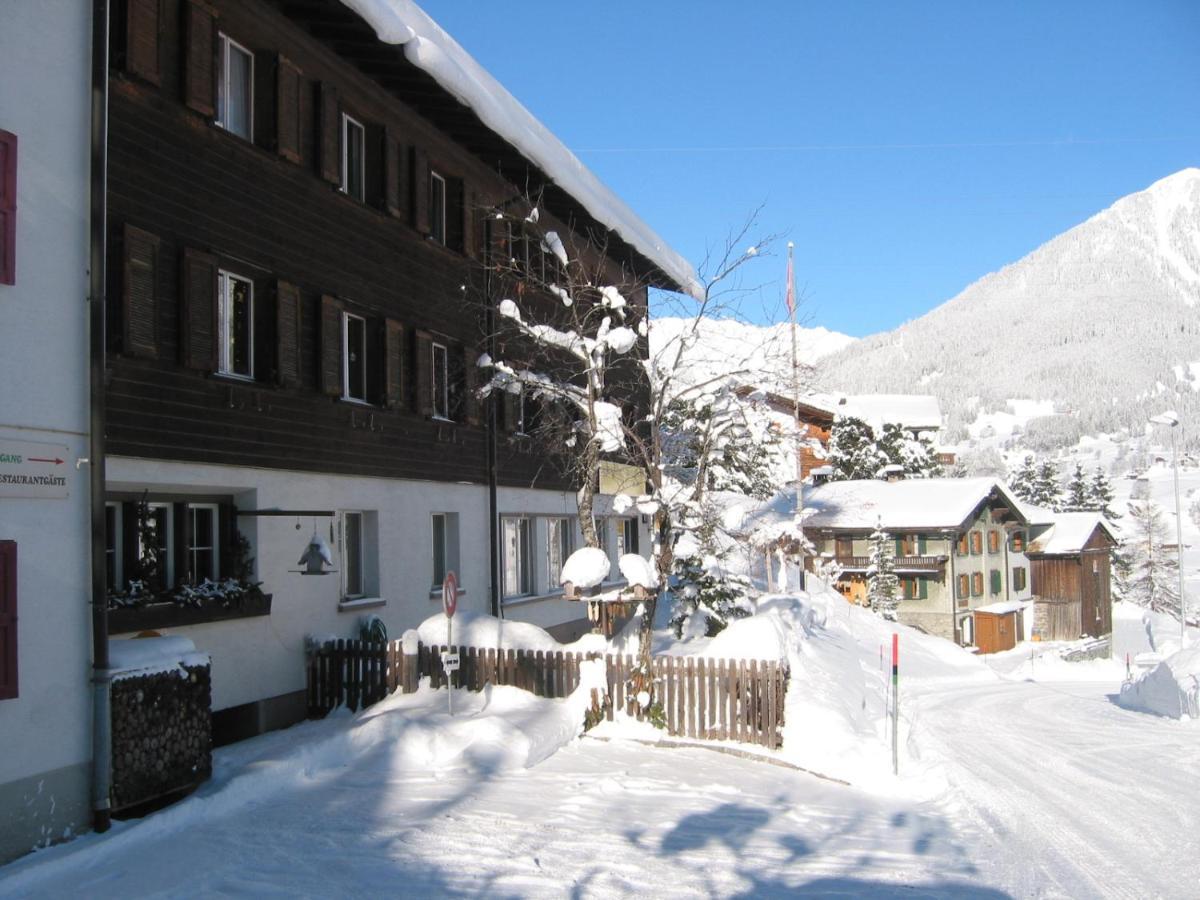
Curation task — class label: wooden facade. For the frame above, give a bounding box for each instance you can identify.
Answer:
[105,0,656,491]
[975,609,1020,654]
[1028,526,1114,638]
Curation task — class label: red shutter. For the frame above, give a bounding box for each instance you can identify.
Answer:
[413,329,433,416]
[122,224,160,358]
[0,130,15,286]
[0,541,17,700]
[180,247,218,370]
[275,280,302,387]
[125,0,161,85]
[276,55,302,163]
[384,319,406,409]
[320,294,344,396]
[317,82,340,185]
[183,1,217,116]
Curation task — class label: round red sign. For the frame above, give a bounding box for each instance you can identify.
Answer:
[442,571,458,618]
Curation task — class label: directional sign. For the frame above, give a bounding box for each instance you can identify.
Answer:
[442,571,458,619]
[0,439,70,499]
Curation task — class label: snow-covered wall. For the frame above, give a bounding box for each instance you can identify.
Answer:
[0,0,93,863]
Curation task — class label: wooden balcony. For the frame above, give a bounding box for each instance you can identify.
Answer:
[834,555,946,572]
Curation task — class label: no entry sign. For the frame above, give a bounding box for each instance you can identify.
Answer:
[442,571,458,619]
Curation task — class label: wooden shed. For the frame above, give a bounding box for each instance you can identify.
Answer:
[973,601,1027,654]
[1026,515,1117,640]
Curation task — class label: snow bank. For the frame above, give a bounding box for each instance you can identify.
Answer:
[416,610,606,655]
[1118,646,1200,719]
[109,636,209,681]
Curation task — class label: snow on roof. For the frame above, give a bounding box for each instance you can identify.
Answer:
[1026,512,1115,555]
[746,477,1027,532]
[109,636,210,681]
[974,599,1031,615]
[339,0,702,299]
[618,554,658,590]
[561,547,611,589]
[835,394,943,432]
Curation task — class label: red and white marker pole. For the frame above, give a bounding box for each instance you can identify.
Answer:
[891,633,899,776]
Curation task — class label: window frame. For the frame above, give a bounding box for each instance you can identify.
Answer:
[616,518,639,557]
[956,534,969,557]
[1012,566,1027,592]
[971,571,984,597]
[342,311,368,403]
[546,516,572,589]
[1010,530,1026,553]
[501,515,532,599]
[340,112,366,202]
[216,32,254,141]
[341,510,365,599]
[217,269,255,379]
[987,530,1001,554]
[956,573,969,599]
[429,170,447,245]
[969,530,983,555]
[431,341,450,420]
[186,502,220,584]
[105,502,123,593]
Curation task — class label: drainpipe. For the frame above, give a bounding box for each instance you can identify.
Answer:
[88,0,112,834]
[484,221,500,618]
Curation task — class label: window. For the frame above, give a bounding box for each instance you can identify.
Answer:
[546,517,572,588]
[987,531,1001,554]
[105,503,123,592]
[969,530,982,555]
[218,271,254,378]
[431,513,460,590]
[216,34,253,140]
[956,574,969,599]
[616,518,639,557]
[1012,566,1027,591]
[502,517,531,598]
[956,534,969,557]
[960,615,974,647]
[186,504,219,583]
[343,312,367,402]
[140,502,174,592]
[901,576,928,600]
[989,569,1002,595]
[342,511,364,598]
[429,171,446,245]
[1011,531,1025,553]
[432,341,450,419]
[341,113,365,201]
[971,572,984,597]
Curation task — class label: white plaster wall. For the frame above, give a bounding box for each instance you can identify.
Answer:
[0,1,93,788]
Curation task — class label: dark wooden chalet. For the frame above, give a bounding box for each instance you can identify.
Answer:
[1026,515,1117,640]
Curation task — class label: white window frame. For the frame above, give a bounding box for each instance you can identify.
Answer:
[501,516,532,600]
[341,511,365,599]
[432,341,450,420]
[342,311,368,403]
[186,502,220,584]
[429,170,447,245]
[616,518,639,557]
[545,516,571,590]
[217,33,254,140]
[341,113,365,202]
[218,270,254,379]
[105,502,123,593]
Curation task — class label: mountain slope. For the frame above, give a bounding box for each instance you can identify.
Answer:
[818,168,1200,450]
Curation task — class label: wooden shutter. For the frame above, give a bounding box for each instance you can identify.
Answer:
[180,247,218,370]
[383,319,405,409]
[122,224,160,359]
[384,131,406,219]
[317,82,340,185]
[990,569,1002,595]
[275,280,302,387]
[125,0,161,85]
[183,0,216,116]
[465,190,481,260]
[276,55,302,163]
[412,148,430,233]
[413,329,433,416]
[0,541,16,700]
[0,130,15,286]
[319,294,343,396]
[463,347,481,425]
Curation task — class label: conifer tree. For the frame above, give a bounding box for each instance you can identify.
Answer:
[867,518,899,621]
[1063,463,1090,512]
[1008,454,1039,504]
[827,416,884,481]
[1125,500,1179,616]
[1088,467,1119,520]
[1032,459,1063,510]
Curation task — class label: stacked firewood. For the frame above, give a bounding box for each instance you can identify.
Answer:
[110,664,212,811]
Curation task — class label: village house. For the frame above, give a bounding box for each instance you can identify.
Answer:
[1023,511,1117,641]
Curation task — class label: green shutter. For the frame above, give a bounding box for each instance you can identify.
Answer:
[919,577,928,600]
[918,535,927,555]
[990,569,1002,595]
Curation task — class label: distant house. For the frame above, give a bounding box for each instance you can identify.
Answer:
[797,478,1034,648]
[1023,512,1117,641]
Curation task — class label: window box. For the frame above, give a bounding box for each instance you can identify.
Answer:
[109,591,272,634]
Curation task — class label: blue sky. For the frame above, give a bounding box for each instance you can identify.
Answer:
[424,1,1200,337]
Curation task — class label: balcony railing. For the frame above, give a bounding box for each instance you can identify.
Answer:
[834,555,946,572]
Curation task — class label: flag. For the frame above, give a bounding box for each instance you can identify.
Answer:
[785,245,795,315]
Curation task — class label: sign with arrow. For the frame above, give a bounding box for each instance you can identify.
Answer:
[0,439,71,499]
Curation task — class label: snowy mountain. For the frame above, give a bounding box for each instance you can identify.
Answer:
[649,315,854,394]
[818,168,1200,453]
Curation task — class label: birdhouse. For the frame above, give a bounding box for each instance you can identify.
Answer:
[296,529,336,576]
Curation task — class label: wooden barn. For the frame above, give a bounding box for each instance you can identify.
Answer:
[1025,513,1117,640]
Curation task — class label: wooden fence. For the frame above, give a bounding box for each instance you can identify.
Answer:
[307,640,787,748]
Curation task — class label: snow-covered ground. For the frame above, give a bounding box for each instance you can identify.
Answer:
[3,591,1199,898]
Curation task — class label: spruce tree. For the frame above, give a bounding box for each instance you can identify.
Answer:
[867,518,899,621]
[1063,463,1090,512]
[1008,454,1039,504]
[1032,459,1063,510]
[1125,500,1179,616]
[827,416,884,481]
[1088,467,1119,520]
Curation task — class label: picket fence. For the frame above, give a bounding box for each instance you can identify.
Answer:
[307,639,787,748]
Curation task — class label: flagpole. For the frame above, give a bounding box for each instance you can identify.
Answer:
[787,241,805,587]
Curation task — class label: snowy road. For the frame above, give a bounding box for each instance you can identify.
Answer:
[913,676,1200,900]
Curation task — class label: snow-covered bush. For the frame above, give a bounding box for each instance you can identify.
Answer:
[668,553,753,638]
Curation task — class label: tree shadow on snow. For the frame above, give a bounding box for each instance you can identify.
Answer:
[732,874,1013,899]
